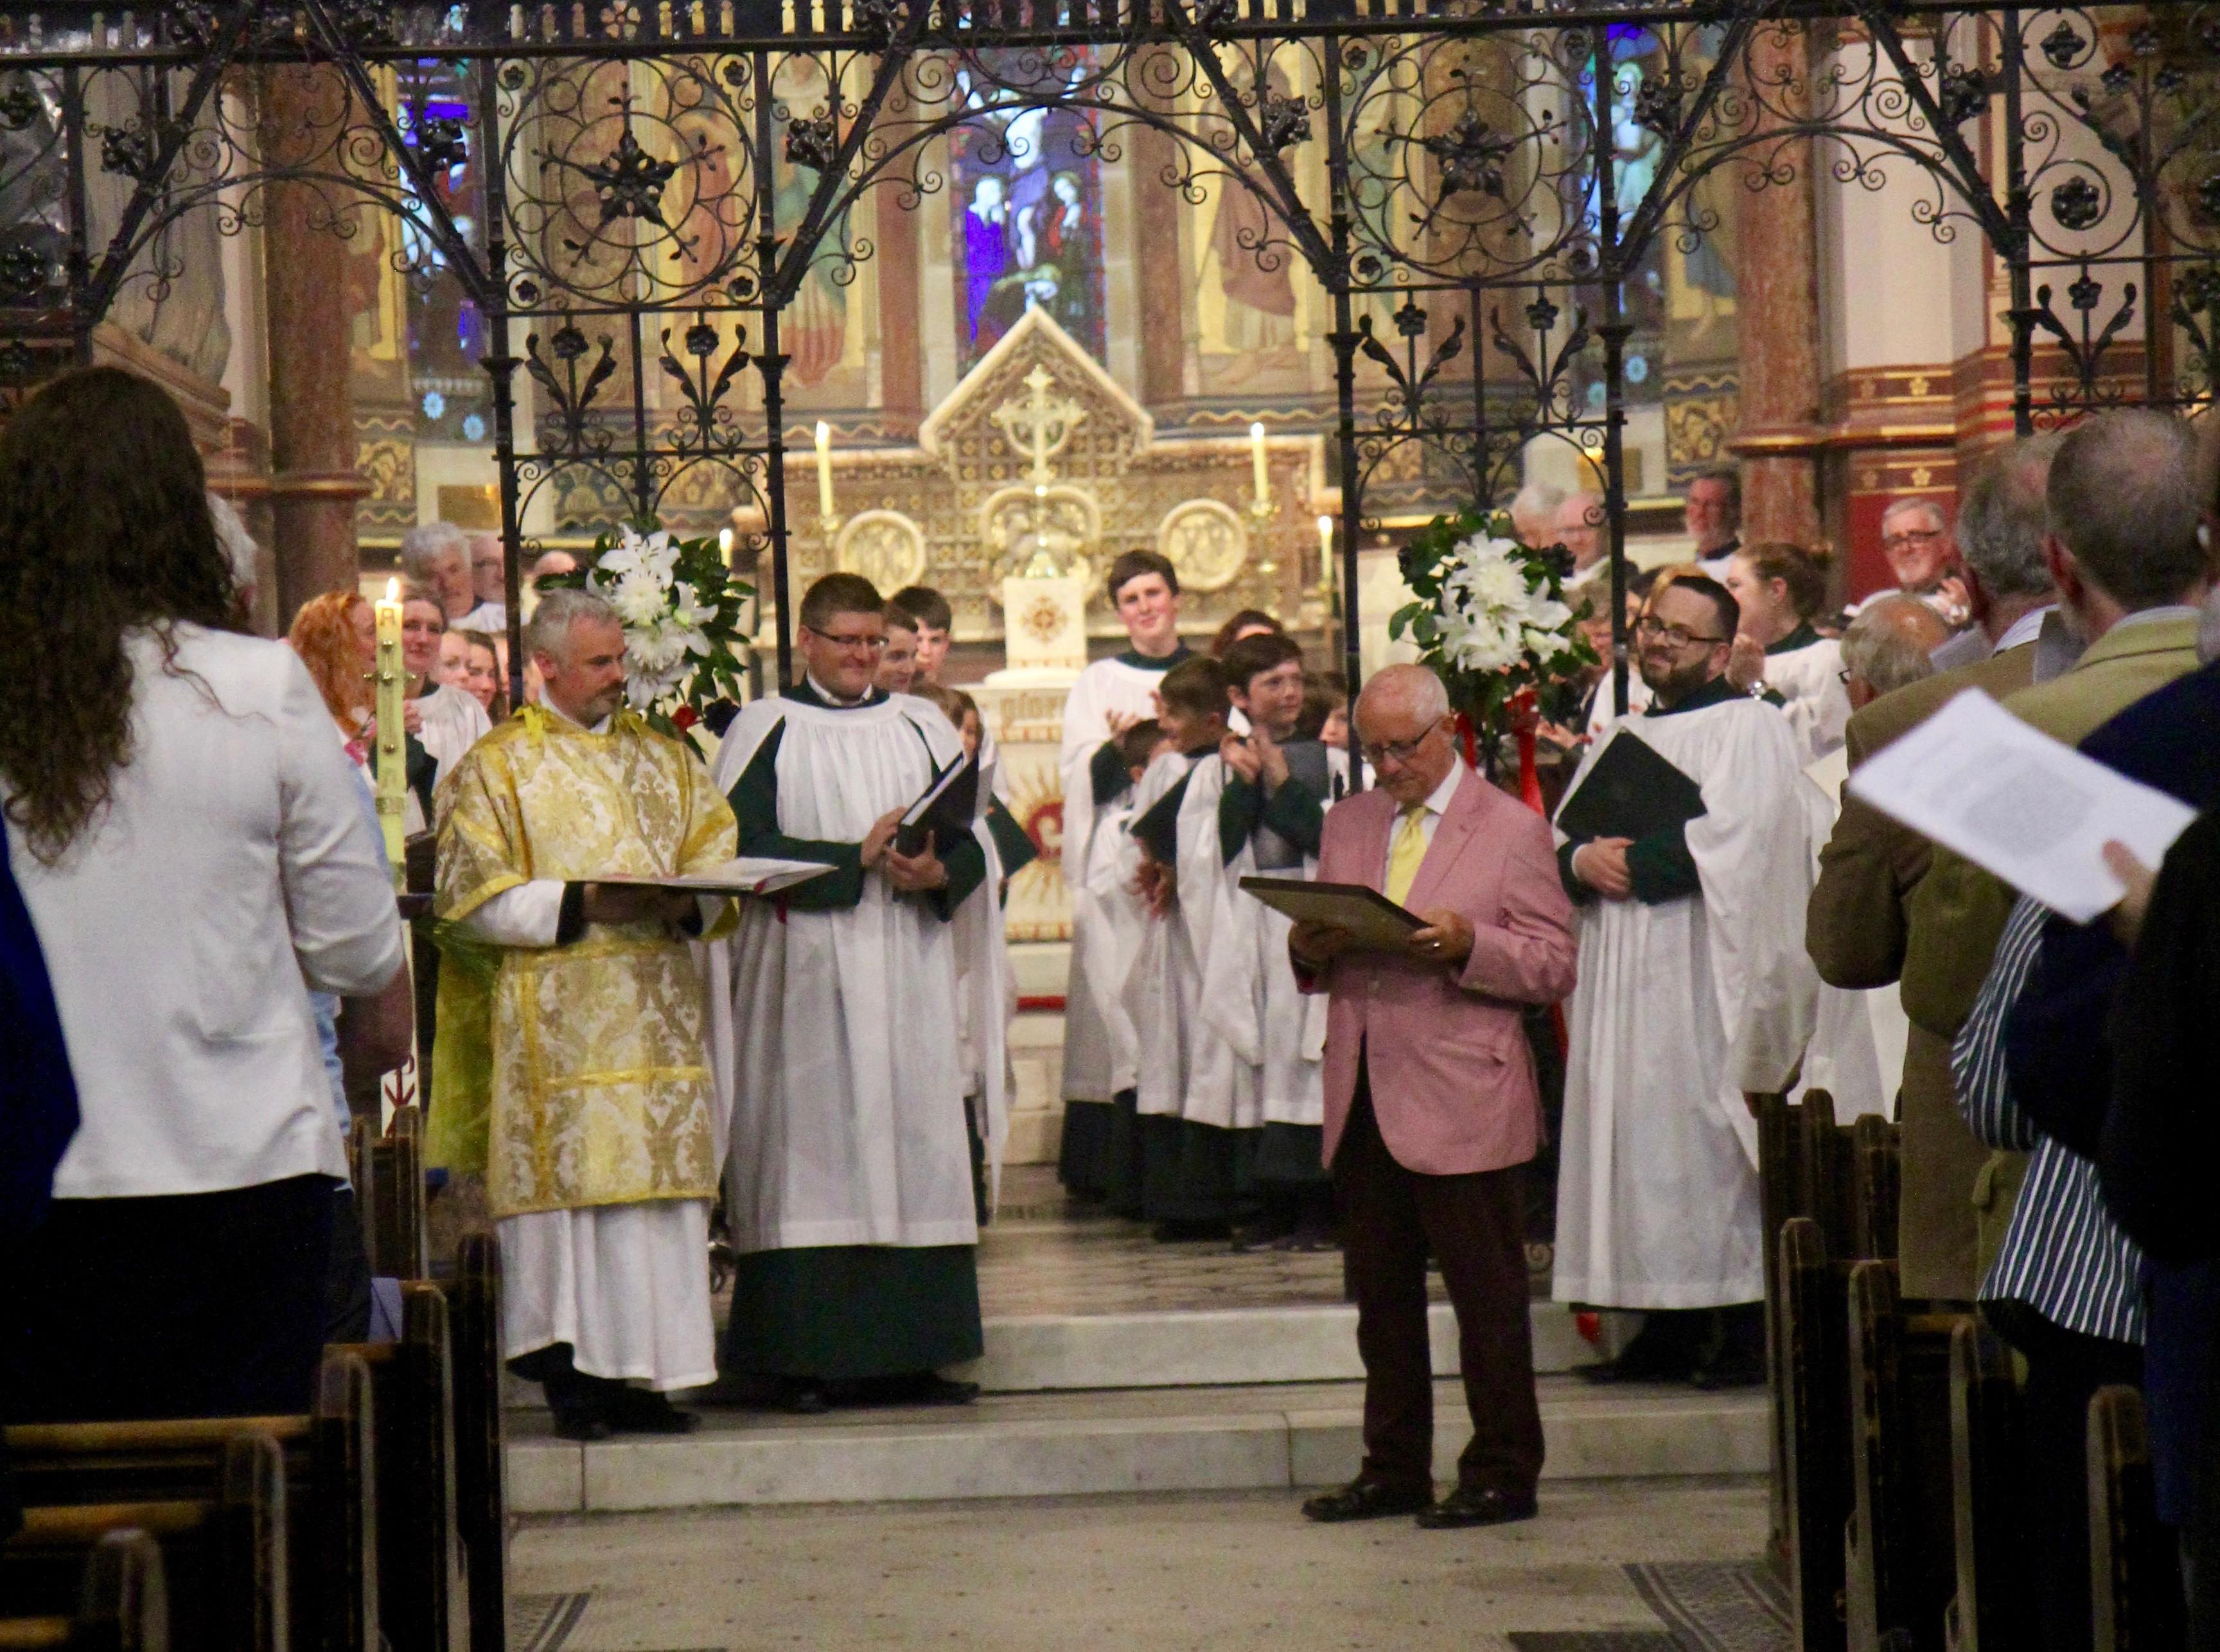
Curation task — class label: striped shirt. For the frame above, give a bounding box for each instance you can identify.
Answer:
[1952,895,2145,1345]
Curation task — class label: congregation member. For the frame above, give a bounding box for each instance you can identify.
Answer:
[713,573,987,1413]
[875,601,921,694]
[401,520,479,626]
[1506,479,1564,549]
[1902,409,2205,1288]
[1684,463,1742,576]
[1859,496,1970,629]
[1056,550,1192,1195]
[290,589,433,830]
[1291,665,1576,1528]
[401,581,494,781]
[1125,656,1253,1239]
[459,629,507,719]
[462,530,509,633]
[1209,607,1285,658]
[1553,576,1815,1387]
[1203,631,1343,1249]
[1722,541,1852,764]
[1806,435,2057,1299]
[1788,596,1948,1120]
[1552,489,1607,593]
[890,584,954,683]
[0,367,405,1421]
[436,588,737,1439]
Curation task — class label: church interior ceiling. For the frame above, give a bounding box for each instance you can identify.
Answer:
[0,0,2212,694]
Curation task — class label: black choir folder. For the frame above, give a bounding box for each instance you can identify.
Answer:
[1238,877,1425,951]
[894,751,980,857]
[1553,728,1707,843]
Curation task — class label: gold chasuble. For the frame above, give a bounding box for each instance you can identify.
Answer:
[435,707,737,1218]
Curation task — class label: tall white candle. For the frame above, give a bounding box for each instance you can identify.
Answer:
[1317,514,1334,574]
[1249,421,1269,509]
[718,525,735,568]
[814,420,834,521]
[373,577,407,883]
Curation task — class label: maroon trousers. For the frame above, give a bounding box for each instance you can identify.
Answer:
[1334,1073,1545,1497]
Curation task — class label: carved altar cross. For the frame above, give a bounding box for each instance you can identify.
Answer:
[992,364,1087,490]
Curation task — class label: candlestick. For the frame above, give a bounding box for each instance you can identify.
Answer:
[814,419,836,527]
[373,576,407,886]
[1249,421,1269,514]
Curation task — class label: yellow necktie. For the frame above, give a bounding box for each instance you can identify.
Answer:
[1384,804,1428,905]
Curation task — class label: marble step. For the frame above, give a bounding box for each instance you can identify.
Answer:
[954,1302,1596,1393]
[508,1375,1766,1515]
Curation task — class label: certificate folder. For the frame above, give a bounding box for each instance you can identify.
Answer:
[1553,729,1707,843]
[1238,877,1425,951]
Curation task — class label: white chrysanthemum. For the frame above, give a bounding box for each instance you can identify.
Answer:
[629,622,691,672]
[608,568,669,628]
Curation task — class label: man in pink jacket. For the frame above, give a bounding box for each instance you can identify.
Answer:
[1291,664,1578,1529]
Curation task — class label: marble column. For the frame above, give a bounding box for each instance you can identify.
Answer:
[1726,25,1824,547]
[258,64,368,622]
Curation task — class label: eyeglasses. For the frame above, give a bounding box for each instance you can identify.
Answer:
[1881,528,1944,552]
[1633,615,1727,649]
[804,626,886,655]
[1359,718,1445,767]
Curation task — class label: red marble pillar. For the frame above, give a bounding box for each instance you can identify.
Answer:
[259,64,368,623]
[1727,26,1824,547]
[874,187,923,437]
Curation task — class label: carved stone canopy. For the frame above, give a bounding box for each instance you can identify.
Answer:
[791,303,1325,643]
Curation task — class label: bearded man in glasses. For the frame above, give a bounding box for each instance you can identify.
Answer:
[709,572,992,1414]
[1551,575,1819,1389]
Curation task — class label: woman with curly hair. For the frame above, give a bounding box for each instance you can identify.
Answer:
[0,367,405,1422]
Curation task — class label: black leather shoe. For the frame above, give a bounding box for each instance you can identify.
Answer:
[548,1403,611,1442]
[1300,1479,1433,1523]
[604,1387,701,1434]
[1415,1486,1538,1529]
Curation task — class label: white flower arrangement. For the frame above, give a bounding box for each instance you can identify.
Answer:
[1434,529,1577,676]
[551,520,752,731]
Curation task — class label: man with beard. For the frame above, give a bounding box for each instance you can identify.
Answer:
[1551,576,1817,1387]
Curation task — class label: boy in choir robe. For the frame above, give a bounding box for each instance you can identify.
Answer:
[1209,633,1345,1249]
[434,590,739,1439]
[1082,718,1166,1215]
[710,573,989,1414]
[1057,550,1192,1196]
[889,584,955,686]
[1124,656,1258,1240]
[874,603,921,694]
[1550,577,1818,1388]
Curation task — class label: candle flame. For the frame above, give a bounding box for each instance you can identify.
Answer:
[815,420,830,445]
[385,577,399,602]
[1317,515,1332,536]
[1249,421,1265,441]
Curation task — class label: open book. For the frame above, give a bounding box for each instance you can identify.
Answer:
[589,857,838,896]
[894,751,981,857]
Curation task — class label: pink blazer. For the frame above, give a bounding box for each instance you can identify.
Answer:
[1299,765,1578,1177]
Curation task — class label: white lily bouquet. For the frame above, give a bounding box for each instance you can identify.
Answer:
[545,520,753,735]
[1389,507,1596,782]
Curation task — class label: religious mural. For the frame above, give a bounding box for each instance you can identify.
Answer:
[949,57,1107,373]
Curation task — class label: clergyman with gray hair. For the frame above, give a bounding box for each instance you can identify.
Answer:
[432,579,742,1441]
[400,520,477,625]
[1806,433,2068,1302]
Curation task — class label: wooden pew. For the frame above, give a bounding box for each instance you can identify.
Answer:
[337,1283,468,1652]
[2087,1385,2183,1651]
[2,1437,281,1652]
[441,1231,507,1652]
[6,1349,380,1652]
[0,1526,169,1651]
[1946,1319,2032,1652]
[1779,1215,1853,1652]
[349,1107,429,1282]
[1843,1260,1964,1652]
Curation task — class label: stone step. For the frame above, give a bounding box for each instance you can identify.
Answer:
[507,1375,1766,1515]
[955,1301,1596,1392]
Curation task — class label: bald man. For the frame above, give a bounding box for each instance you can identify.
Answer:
[1291,665,1578,1529]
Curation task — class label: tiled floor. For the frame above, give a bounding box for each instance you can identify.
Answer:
[511,1475,1772,1651]
[976,1164,1467,1317]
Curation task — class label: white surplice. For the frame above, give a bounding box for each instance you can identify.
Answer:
[1552,695,1819,1310]
[951,813,1015,1209]
[1187,757,1344,1130]
[415,681,492,786]
[1059,655,1183,1102]
[709,692,978,1252]
[1078,795,1146,1093]
[1788,748,1902,1121]
[1761,635,1852,766]
[1120,753,1253,1129]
